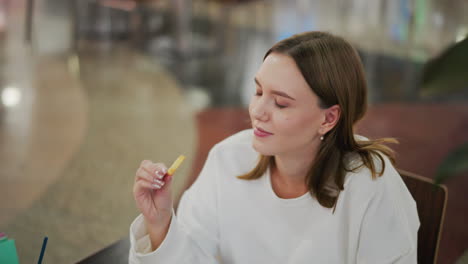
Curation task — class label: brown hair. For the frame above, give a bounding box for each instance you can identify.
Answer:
[238,31,398,210]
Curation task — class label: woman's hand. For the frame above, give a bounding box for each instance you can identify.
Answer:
[133,160,174,228]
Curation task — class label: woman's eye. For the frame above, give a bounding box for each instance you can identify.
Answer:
[255,91,262,96]
[275,102,287,109]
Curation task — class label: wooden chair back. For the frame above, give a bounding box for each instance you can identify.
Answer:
[398,169,448,264]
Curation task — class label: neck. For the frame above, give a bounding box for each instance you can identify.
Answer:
[272,142,320,186]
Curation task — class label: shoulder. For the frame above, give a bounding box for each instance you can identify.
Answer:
[353,134,369,141]
[213,129,254,151]
[342,135,416,211]
[207,129,258,174]
[343,135,400,198]
[343,153,389,198]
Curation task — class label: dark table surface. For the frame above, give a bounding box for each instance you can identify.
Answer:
[76,237,129,264]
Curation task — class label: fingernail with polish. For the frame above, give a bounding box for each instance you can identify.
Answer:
[153,179,164,186]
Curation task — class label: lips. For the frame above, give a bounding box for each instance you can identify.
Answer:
[254,127,273,138]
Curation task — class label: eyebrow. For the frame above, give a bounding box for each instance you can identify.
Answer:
[254,77,296,101]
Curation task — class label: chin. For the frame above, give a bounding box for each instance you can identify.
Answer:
[252,138,277,156]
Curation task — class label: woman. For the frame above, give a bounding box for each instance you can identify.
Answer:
[129,31,420,264]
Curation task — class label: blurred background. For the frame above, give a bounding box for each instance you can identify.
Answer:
[0,0,467,263]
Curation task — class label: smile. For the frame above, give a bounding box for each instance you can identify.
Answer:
[254,127,273,138]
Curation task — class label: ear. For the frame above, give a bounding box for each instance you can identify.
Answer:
[320,105,341,134]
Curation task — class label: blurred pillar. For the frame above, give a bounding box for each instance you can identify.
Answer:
[25,0,34,44]
[171,0,192,58]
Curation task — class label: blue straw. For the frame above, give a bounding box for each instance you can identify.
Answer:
[38,237,48,264]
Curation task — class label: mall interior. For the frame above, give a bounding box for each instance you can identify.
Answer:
[0,0,467,263]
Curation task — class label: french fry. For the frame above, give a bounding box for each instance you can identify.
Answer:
[167,155,185,176]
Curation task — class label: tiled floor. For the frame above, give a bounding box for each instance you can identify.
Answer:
[0,0,467,263]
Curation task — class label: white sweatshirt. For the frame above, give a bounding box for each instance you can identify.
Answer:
[129,129,420,264]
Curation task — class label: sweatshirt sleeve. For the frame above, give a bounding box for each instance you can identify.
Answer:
[128,147,221,264]
[356,171,420,264]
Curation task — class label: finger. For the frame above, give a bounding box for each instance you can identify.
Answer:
[135,167,152,182]
[136,168,166,187]
[140,160,153,168]
[156,175,173,195]
[136,175,165,189]
[135,167,161,183]
[134,177,164,191]
[141,161,168,180]
[153,163,169,180]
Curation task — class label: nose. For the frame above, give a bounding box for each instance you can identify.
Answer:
[250,98,269,122]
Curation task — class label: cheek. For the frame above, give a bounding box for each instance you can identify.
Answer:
[248,100,256,120]
[273,115,300,135]
[275,112,320,135]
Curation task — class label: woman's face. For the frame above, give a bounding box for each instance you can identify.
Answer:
[249,53,334,156]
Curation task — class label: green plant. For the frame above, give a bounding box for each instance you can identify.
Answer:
[434,143,468,185]
[420,36,468,262]
[420,37,468,98]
